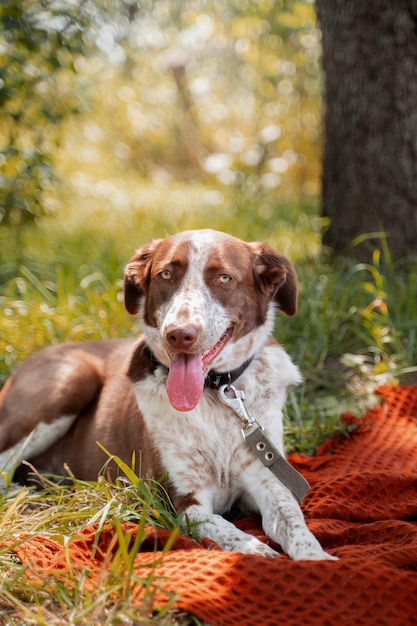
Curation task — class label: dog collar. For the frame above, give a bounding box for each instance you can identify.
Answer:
[142,345,253,389]
[204,357,254,389]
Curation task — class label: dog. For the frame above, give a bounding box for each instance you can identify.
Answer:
[0,229,335,560]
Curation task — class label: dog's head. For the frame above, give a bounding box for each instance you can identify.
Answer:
[124,229,297,411]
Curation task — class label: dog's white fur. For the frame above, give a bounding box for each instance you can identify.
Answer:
[0,229,335,560]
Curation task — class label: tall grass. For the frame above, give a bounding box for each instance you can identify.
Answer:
[282,250,417,451]
[0,465,199,625]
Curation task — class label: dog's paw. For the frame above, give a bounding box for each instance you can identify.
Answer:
[294,547,338,561]
[238,536,280,558]
[283,530,338,561]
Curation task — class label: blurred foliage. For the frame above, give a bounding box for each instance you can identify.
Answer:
[94,0,322,191]
[0,0,93,226]
[0,0,323,229]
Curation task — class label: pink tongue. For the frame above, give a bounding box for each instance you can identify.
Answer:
[166,353,204,411]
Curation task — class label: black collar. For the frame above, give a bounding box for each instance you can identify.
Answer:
[143,345,253,390]
[204,357,254,389]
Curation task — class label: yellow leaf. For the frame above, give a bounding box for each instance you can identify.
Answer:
[373,361,388,376]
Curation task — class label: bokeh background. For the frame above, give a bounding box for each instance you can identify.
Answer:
[1,0,323,257]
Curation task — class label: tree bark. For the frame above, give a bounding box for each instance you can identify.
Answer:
[316,0,417,262]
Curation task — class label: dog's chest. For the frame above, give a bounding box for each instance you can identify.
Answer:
[133,375,259,504]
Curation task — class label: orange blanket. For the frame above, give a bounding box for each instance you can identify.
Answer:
[12,384,417,625]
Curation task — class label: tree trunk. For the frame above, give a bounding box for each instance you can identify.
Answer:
[316,0,417,262]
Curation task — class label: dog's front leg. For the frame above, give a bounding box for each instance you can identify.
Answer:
[243,469,337,560]
[183,502,279,558]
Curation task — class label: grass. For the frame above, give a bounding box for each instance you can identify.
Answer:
[0,465,198,625]
[1,181,417,622]
[282,252,417,451]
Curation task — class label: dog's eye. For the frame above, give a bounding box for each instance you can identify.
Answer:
[159,270,172,280]
[218,274,232,284]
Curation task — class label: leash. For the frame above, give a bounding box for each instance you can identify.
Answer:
[217,384,310,504]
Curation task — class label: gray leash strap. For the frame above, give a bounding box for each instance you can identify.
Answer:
[244,425,310,504]
[217,384,310,504]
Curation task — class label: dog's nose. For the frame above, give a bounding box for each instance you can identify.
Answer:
[166,325,198,350]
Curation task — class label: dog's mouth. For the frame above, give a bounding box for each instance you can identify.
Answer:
[166,327,233,412]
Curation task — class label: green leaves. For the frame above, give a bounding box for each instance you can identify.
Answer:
[0,0,92,226]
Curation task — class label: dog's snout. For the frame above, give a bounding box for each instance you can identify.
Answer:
[166,325,198,351]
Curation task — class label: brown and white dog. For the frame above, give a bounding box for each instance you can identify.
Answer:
[0,229,334,560]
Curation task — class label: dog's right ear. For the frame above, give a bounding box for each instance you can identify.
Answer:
[124,239,162,314]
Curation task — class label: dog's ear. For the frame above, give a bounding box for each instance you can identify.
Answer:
[249,242,298,316]
[124,239,162,314]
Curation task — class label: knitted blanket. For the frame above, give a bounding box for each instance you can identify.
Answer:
[11,384,417,625]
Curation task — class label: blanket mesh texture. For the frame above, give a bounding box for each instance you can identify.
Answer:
[11,384,417,625]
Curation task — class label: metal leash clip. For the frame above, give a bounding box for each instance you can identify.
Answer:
[217,384,260,435]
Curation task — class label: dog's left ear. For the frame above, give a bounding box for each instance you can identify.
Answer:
[124,239,162,314]
[249,242,298,316]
